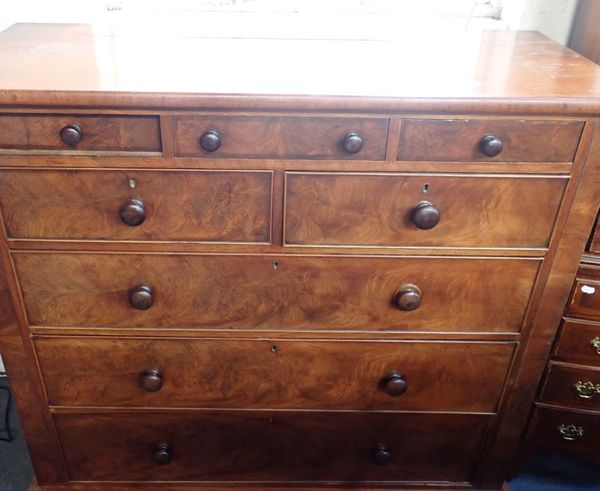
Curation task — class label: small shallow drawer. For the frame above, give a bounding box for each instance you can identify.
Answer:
[284,173,566,248]
[55,411,490,484]
[0,169,272,242]
[0,114,161,152]
[173,115,388,160]
[539,362,600,410]
[527,406,600,464]
[15,253,540,332]
[565,267,600,321]
[35,336,515,412]
[590,215,600,254]
[397,119,583,162]
[554,319,600,366]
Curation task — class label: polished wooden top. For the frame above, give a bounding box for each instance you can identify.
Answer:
[1,23,600,112]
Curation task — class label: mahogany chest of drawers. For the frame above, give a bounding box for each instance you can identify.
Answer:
[1,24,600,490]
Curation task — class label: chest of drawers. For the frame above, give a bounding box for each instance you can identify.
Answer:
[1,24,600,490]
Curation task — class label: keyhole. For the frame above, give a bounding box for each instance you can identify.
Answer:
[423,183,430,193]
[271,345,278,353]
[129,178,136,189]
[273,261,279,270]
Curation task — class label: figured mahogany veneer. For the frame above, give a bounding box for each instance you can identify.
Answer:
[590,216,600,254]
[54,411,490,483]
[397,119,584,162]
[284,173,567,248]
[0,114,161,153]
[565,266,600,321]
[554,319,600,366]
[14,253,540,331]
[34,336,515,411]
[539,362,600,410]
[0,169,273,242]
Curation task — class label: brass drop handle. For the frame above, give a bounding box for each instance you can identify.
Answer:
[411,201,440,230]
[574,380,600,399]
[380,372,408,396]
[394,284,422,311]
[152,442,172,465]
[60,123,83,146]
[129,285,154,310]
[119,198,146,227]
[558,424,584,441]
[591,337,600,355]
[199,130,221,152]
[370,444,392,466]
[480,135,503,157]
[140,368,163,392]
[341,132,364,154]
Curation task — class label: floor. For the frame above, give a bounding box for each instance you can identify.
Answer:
[1,385,599,491]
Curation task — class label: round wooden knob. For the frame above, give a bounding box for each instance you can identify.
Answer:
[380,372,408,396]
[152,443,172,465]
[341,132,364,154]
[129,285,154,310]
[199,130,221,152]
[411,201,440,230]
[119,198,146,227]
[60,123,83,146]
[371,444,392,466]
[480,135,503,157]
[394,284,422,311]
[140,368,163,392]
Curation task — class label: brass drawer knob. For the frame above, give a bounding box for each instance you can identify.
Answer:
[370,444,392,466]
[411,201,440,230]
[380,372,408,396]
[591,336,600,355]
[119,198,146,227]
[341,132,364,154]
[558,424,584,441]
[152,442,172,465]
[60,123,83,146]
[199,130,221,152]
[129,284,154,310]
[574,380,600,399]
[480,135,503,157]
[394,284,422,311]
[140,368,163,392]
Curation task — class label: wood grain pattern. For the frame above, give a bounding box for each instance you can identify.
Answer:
[590,214,600,253]
[14,253,540,332]
[570,0,600,65]
[0,169,272,242]
[555,318,600,366]
[284,173,567,248]
[34,336,515,412]
[0,114,161,152]
[54,411,490,483]
[566,266,600,321]
[173,115,388,160]
[397,119,584,162]
[527,405,600,464]
[539,362,600,410]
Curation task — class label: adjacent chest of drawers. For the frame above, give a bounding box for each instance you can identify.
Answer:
[1,25,600,490]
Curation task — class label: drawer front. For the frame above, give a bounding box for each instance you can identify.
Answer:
[554,319,600,366]
[284,173,566,248]
[15,253,540,332]
[527,406,600,464]
[35,336,515,411]
[0,114,161,152]
[566,268,600,321]
[590,215,600,254]
[0,170,272,242]
[540,362,600,410]
[397,119,583,162]
[173,115,389,160]
[55,411,489,483]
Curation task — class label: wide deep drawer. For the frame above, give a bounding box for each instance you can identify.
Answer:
[0,114,161,152]
[14,253,540,332]
[284,173,566,248]
[539,362,600,410]
[554,319,600,366]
[54,411,490,483]
[397,118,583,162]
[565,266,600,321]
[527,406,600,464]
[34,336,515,411]
[0,169,272,242]
[172,115,389,160]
